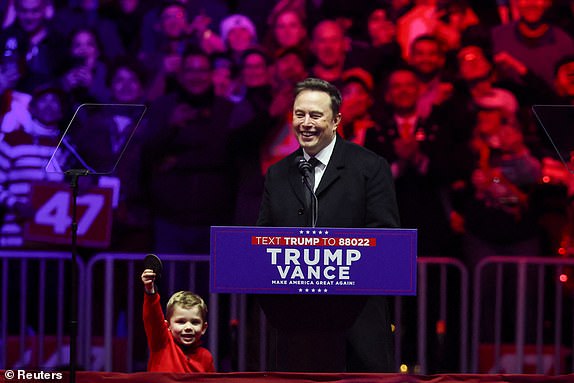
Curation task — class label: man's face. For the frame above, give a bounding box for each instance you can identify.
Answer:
[16,0,46,34]
[71,30,99,67]
[386,70,420,111]
[179,54,212,95]
[160,5,188,39]
[227,27,253,53]
[168,305,207,347]
[555,62,574,97]
[274,11,306,48]
[111,67,143,103]
[517,0,551,24]
[242,53,268,88]
[457,46,492,82]
[292,90,340,156]
[409,40,444,77]
[341,82,372,120]
[311,21,348,69]
[30,92,63,126]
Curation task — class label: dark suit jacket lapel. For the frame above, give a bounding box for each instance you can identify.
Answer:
[316,136,345,196]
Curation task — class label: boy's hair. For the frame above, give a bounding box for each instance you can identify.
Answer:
[166,291,208,321]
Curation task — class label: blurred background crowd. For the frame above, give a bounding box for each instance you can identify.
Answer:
[1,0,574,272]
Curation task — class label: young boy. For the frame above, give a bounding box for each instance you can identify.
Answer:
[141,269,215,372]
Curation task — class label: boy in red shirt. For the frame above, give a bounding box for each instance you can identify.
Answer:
[141,269,215,372]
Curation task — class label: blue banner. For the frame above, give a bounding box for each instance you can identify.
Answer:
[210,226,417,295]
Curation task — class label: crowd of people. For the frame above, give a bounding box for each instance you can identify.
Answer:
[1,0,574,267]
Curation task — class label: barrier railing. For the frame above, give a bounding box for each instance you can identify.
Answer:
[1,251,572,375]
[471,256,574,374]
[0,250,85,369]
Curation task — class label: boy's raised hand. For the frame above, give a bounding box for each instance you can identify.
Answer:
[141,269,156,294]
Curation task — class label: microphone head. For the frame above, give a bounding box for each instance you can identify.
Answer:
[295,156,312,174]
[143,253,163,280]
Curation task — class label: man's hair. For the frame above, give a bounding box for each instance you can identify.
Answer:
[294,77,342,118]
[166,291,208,321]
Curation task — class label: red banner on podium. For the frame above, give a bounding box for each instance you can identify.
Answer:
[23,182,113,248]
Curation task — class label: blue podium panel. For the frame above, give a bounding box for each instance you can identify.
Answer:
[210,226,417,295]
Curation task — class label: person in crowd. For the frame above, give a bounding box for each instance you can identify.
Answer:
[101,0,152,56]
[339,67,378,146]
[51,0,125,60]
[0,85,66,247]
[263,7,309,59]
[143,2,192,101]
[366,64,462,370]
[0,0,67,93]
[492,0,574,86]
[229,48,273,225]
[396,0,479,60]
[219,14,258,66]
[357,3,403,84]
[60,27,110,106]
[407,34,454,118]
[451,94,542,341]
[308,20,349,85]
[257,77,399,372]
[142,48,244,255]
[141,267,215,372]
[260,47,308,174]
[365,66,454,257]
[104,58,151,251]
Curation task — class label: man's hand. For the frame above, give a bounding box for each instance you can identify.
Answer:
[141,269,156,294]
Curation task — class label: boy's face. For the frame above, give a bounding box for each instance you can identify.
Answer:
[168,305,207,347]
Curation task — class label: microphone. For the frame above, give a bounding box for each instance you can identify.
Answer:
[295,156,312,176]
[294,156,318,227]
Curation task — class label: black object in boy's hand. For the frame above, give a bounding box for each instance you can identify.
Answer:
[144,254,163,281]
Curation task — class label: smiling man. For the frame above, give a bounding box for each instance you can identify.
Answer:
[256,77,400,372]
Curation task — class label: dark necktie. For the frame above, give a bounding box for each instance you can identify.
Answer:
[307,157,321,192]
[305,157,320,226]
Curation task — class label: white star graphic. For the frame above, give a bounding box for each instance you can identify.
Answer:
[324,289,328,293]
[312,230,316,234]
[318,230,323,234]
[325,230,329,234]
[312,289,315,292]
[299,230,304,234]
[306,230,310,234]
[299,289,302,292]
[305,288,309,292]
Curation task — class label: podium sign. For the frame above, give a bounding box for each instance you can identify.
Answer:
[23,182,113,248]
[211,226,417,295]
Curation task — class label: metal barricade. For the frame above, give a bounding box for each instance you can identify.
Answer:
[471,256,574,374]
[0,250,84,370]
[392,257,469,374]
[83,253,215,372]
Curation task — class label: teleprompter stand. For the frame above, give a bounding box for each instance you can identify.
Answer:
[46,104,146,382]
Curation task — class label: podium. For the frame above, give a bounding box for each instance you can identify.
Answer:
[211,226,417,371]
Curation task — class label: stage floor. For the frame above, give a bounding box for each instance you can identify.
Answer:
[68,372,574,383]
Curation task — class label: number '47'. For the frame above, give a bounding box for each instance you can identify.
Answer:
[35,191,105,235]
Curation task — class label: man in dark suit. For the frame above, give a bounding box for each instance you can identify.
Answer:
[256,77,400,372]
